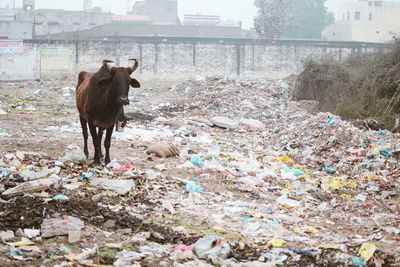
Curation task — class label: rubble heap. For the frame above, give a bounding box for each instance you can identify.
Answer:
[0,77,399,266]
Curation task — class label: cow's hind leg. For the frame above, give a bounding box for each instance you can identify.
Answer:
[98,128,104,158]
[79,116,89,159]
[88,122,101,165]
[104,125,114,165]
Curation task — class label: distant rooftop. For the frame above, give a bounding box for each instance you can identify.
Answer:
[111,14,151,22]
[37,23,247,40]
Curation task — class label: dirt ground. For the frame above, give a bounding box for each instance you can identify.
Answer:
[0,77,399,266]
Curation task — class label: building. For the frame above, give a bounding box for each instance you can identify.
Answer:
[23,0,35,11]
[83,0,92,11]
[39,23,248,40]
[323,0,400,43]
[129,0,179,25]
[0,8,32,39]
[0,0,111,39]
[183,14,220,26]
[22,8,111,37]
[183,13,242,28]
[1,0,246,40]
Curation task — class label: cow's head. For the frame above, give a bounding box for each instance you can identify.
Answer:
[99,59,141,106]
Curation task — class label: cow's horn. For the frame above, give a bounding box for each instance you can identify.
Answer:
[102,60,113,72]
[128,58,138,73]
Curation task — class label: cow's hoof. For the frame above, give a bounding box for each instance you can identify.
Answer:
[93,159,101,165]
[105,158,111,165]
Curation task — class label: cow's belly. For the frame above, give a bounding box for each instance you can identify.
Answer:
[92,118,115,130]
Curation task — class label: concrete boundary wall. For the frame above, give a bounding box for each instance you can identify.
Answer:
[0,37,392,81]
[0,44,40,81]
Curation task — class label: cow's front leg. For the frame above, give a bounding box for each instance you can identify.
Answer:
[104,125,114,165]
[98,128,104,158]
[88,122,101,165]
[79,116,89,159]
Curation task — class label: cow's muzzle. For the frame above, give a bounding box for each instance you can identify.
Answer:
[119,97,130,106]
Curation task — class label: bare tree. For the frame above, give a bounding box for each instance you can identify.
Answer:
[254,0,290,39]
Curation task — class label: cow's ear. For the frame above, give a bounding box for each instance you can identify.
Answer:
[130,78,140,88]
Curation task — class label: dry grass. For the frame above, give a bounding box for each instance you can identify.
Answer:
[294,41,400,130]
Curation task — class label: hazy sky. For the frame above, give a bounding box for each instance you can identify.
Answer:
[2,0,400,29]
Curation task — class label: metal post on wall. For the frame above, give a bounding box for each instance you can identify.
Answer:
[192,43,196,67]
[251,44,255,72]
[139,43,143,74]
[154,43,160,75]
[114,33,121,66]
[75,30,79,73]
[38,43,42,81]
[171,43,175,72]
[236,44,241,76]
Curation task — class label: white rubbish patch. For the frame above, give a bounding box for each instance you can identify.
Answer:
[113,126,174,142]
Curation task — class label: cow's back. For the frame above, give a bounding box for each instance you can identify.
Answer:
[76,71,94,120]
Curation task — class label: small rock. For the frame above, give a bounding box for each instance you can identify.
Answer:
[210,116,239,129]
[174,250,195,262]
[114,250,144,266]
[91,178,135,195]
[59,244,71,254]
[60,149,86,162]
[258,256,266,262]
[23,229,40,239]
[41,216,84,238]
[2,177,57,197]
[242,262,274,267]
[54,160,64,166]
[131,232,150,246]
[0,230,15,241]
[103,219,116,229]
[151,231,164,240]
[15,228,24,237]
[68,230,81,243]
[162,199,176,214]
[239,118,265,130]
[116,228,132,235]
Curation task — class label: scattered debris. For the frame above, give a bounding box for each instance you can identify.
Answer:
[0,77,399,266]
[146,143,179,158]
[210,116,239,129]
[91,178,135,195]
[41,216,84,238]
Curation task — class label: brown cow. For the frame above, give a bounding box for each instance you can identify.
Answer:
[76,59,140,164]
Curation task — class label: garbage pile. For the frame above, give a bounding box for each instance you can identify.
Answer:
[0,77,399,266]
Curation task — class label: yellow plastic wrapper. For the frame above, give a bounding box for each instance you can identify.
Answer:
[7,238,35,247]
[248,211,265,220]
[321,176,344,191]
[359,243,376,261]
[321,177,357,191]
[304,226,319,234]
[370,144,379,156]
[340,193,353,201]
[18,164,26,171]
[275,155,292,164]
[154,164,167,172]
[268,238,285,248]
